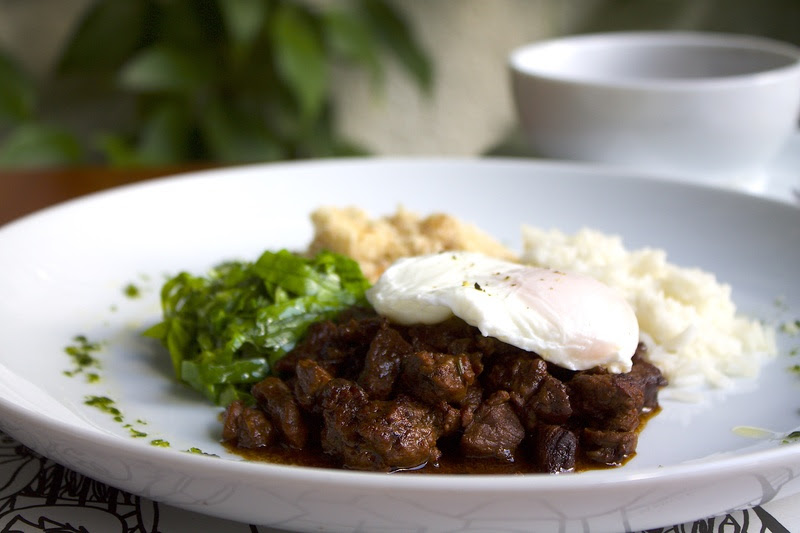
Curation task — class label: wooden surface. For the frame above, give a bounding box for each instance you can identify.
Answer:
[0,166,209,226]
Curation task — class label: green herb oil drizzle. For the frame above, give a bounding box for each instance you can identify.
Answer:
[84,396,153,441]
[84,396,123,423]
[64,335,102,381]
[124,283,141,299]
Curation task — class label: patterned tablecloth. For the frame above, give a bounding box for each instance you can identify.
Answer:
[0,429,797,532]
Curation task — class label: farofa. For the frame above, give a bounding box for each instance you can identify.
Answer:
[307,206,517,282]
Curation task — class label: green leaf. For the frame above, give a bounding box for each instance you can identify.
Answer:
[0,50,35,124]
[322,8,383,87]
[0,123,83,168]
[182,357,269,397]
[270,2,327,120]
[147,250,369,405]
[118,45,215,93]
[97,101,191,166]
[359,0,433,92]
[135,101,192,164]
[57,0,150,75]
[290,109,370,158]
[329,137,370,157]
[218,0,268,61]
[157,0,224,50]
[97,134,140,167]
[199,97,285,162]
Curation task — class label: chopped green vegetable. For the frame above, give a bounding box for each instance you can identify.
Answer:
[185,447,217,457]
[144,249,370,405]
[129,428,148,438]
[64,334,102,379]
[124,283,141,298]
[85,395,123,423]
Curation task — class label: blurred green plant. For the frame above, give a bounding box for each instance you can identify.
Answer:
[0,50,84,167]
[0,0,432,168]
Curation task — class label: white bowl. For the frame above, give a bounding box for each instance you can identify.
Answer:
[509,31,800,189]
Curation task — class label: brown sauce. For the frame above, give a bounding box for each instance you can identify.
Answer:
[224,407,661,475]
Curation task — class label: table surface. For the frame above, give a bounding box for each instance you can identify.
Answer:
[0,166,211,226]
[0,164,798,532]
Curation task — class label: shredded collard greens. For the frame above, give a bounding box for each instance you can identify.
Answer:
[144,250,370,405]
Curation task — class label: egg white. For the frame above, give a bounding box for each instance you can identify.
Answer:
[366,251,639,373]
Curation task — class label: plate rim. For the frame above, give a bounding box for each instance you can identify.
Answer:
[0,156,798,530]
[2,156,797,236]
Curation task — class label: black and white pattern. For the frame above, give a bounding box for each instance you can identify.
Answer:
[0,432,794,533]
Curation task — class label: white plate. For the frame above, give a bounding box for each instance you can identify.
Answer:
[763,128,800,202]
[0,158,798,533]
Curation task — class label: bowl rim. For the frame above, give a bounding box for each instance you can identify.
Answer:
[509,30,800,90]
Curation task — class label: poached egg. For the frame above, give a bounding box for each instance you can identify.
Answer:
[366,251,639,373]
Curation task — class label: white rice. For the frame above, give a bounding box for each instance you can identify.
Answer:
[520,226,777,394]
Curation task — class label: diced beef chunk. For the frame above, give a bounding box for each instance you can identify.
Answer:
[400,350,476,405]
[222,400,276,449]
[433,400,462,436]
[474,333,522,357]
[461,391,525,461]
[581,428,638,465]
[278,316,382,376]
[319,379,441,471]
[459,385,484,428]
[629,348,668,409]
[252,377,308,448]
[534,424,578,473]
[293,358,333,411]
[406,317,476,352]
[222,400,244,442]
[568,373,644,431]
[524,374,572,426]
[357,322,409,399]
[445,335,474,355]
[484,353,549,409]
[222,400,245,441]
[319,378,369,423]
[318,378,370,462]
[350,396,443,471]
[467,351,485,377]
